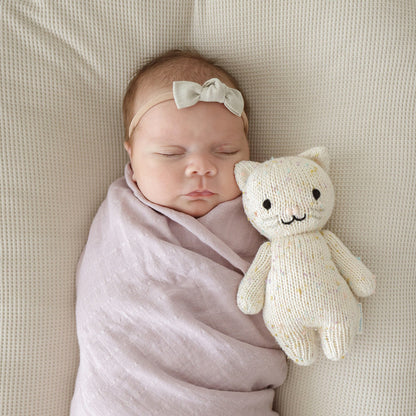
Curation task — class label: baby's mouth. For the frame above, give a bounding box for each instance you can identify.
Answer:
[281,214,306,225]
[186,190,215,197]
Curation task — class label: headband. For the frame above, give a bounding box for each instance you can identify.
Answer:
[128,78,248,138]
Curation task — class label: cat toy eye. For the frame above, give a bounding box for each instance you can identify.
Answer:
[263,199,272,210]
[313,189,321,200]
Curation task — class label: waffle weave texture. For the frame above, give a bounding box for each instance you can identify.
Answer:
[2,1,415,415]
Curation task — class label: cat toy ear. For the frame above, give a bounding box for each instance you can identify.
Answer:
[234,160,260,192]
[299,147,330,172]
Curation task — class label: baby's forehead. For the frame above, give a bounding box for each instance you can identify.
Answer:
[131,82,164,106]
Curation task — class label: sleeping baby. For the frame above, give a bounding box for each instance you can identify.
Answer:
[70,49,287,415]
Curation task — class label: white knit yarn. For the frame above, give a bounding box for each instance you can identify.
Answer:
[235,148,376,365]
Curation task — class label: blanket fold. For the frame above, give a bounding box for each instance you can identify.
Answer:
[71,164,287,416]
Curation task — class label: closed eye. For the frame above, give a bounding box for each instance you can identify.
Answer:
[155,145,186,157]
[214,143,241,156]
[216,150,239,156]
[155,147,186,157]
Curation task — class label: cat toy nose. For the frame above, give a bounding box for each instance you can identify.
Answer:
[285,206,301,217]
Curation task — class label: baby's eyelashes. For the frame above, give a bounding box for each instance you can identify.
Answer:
[156,152,185,158]
[156,151,238,159]
[216,150,239,155]
[213,144,241,156]
[154,145,186,158]
[154,147,241,158]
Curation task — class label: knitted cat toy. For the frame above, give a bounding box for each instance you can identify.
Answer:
[234,147,376,365]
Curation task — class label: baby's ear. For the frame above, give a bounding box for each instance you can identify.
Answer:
[299,147,330,172]
[124,141,132,158]
[234,161,260,192]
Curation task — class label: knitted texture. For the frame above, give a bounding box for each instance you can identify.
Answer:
[235,148,376,365]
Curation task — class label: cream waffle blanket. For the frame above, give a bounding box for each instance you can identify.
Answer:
[70,165,287,415]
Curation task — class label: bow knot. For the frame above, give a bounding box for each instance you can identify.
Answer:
[173,78,244,116]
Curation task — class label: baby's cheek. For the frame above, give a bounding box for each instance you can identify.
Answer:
[225,165,243,196]
[136,171,169,202]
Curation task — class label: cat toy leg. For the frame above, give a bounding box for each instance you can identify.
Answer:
[280,326,317,366]
[319,325,352,361]
[319,317,359,361]
[265,316,317,366]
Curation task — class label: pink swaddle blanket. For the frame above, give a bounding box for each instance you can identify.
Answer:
[71,164,287,415]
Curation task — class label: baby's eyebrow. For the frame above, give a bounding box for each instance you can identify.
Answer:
[214,136,246,146]
[156,144,186,150]
[214,143,239,149]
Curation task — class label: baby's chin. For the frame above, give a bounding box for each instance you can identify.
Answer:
[177,190,243,217]
[169,193,237,217]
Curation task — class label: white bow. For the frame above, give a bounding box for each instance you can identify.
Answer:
[173,78,244,116]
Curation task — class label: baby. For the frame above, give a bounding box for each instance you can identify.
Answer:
[71,50,287,416]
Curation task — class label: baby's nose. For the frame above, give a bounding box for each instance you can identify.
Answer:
[185,157,217,176]
[285,205,301,217]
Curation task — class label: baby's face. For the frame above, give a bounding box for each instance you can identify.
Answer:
[125,100,249,217]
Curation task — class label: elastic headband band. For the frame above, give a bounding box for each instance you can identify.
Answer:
[128,90,173,138]
[128,78,248,138]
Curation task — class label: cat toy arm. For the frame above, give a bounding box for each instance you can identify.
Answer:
[237,241,271,315]
[321,230,376,297]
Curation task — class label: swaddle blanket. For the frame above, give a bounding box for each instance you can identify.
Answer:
[71,164,287,416]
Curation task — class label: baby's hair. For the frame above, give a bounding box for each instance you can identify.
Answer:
[122,49,247,142]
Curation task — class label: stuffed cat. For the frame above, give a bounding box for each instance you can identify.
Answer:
[234,147,376,365]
